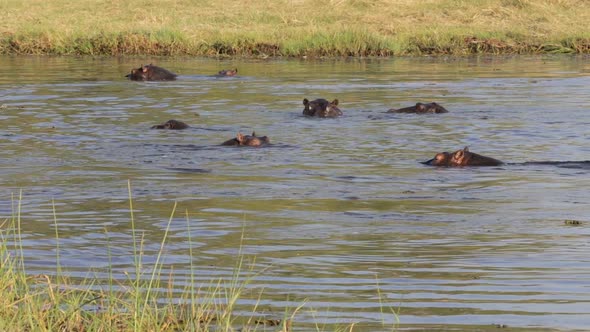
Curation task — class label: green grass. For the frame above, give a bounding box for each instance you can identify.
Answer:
[0,185,398,331]
[1,0,589,56]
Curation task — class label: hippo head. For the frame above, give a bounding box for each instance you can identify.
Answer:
[449,147,503,166]
[423,147,503,167]
[422,151,453,166]
[302,98,343,118]
[126,64,177,81]
[150,119,189,130]
[416,102,448,113]
[222,132,270,146]
[237,131,270,146]
[125,64,149,80]
[217,68,238,76]
[389,102,449,114]
[450,147,471,166]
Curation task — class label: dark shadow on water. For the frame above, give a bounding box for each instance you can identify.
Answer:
[516,160,590,169]
[420,160,590,170]
[165,167,211,173]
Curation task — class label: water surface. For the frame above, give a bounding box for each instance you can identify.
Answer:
[1,55,590,331]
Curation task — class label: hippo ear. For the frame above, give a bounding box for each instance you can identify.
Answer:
[463,146,469,152]
[303,98,309,106]
[251,131,256,136]
[331,99,339,106]
[236,132,244,143]
[234,68,238,72]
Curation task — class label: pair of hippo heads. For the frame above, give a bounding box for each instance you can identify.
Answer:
[215,68,238,77]
[150,122,268,147]
[221,132,270,147]
[423,147,503,167]
[303,98,343,118]
[126,64,178,81]
[151,119,189,130]
[388,102,448,114]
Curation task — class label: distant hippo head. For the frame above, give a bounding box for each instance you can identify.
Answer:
[303,98,343,118]
[215,68,238,77]
[151,119,189,130]
[126,64,177,81]
[388,102,448,114]
[221,132,270,147]
[422,147,503,167]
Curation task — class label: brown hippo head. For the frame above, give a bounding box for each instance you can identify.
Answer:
[388,102,448,114]
[302,98,343,118]
[215,68,238,77]
[150,119,189,130]
[422,147,503,167]
[422,151,454,166]
[221,132,270,147]
[126,64,177,81]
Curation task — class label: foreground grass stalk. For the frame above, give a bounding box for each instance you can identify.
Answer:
[15,190,25,275]
[185,209,198,332]
[141,201,177,327]
[127,179,141,332]
[52,199,61,280]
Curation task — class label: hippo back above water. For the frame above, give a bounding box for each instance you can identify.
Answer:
[388,102,448,114]
[126,64,177,81]
[221,132,270,147]
[422,147,503,167]
[303,98,343,118]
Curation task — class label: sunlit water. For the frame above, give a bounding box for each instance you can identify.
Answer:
[1,55,590,331]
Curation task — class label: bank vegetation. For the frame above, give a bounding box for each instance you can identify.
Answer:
[1,0,589,57]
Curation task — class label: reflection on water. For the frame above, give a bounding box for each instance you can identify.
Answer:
[1,55,590,331]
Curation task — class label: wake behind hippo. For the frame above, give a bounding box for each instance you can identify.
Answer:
[303,98,342,118]
[221,132,270,147]
[126,64,177,81]
[422,147,503,167]
[388,102,448,114]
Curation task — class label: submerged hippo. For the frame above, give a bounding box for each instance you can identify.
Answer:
[303,98,343,118]
[215,68,238,77]
[221,132,270,147]
[422,147,503,167]
[150,119,189,130]
[387,102,448,114]
[126,64,177,81]
[423,147,590,169]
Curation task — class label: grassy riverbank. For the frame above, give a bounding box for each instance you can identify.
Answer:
[1,0,589,57]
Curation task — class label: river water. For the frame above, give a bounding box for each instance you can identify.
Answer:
[1,55,589,331]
